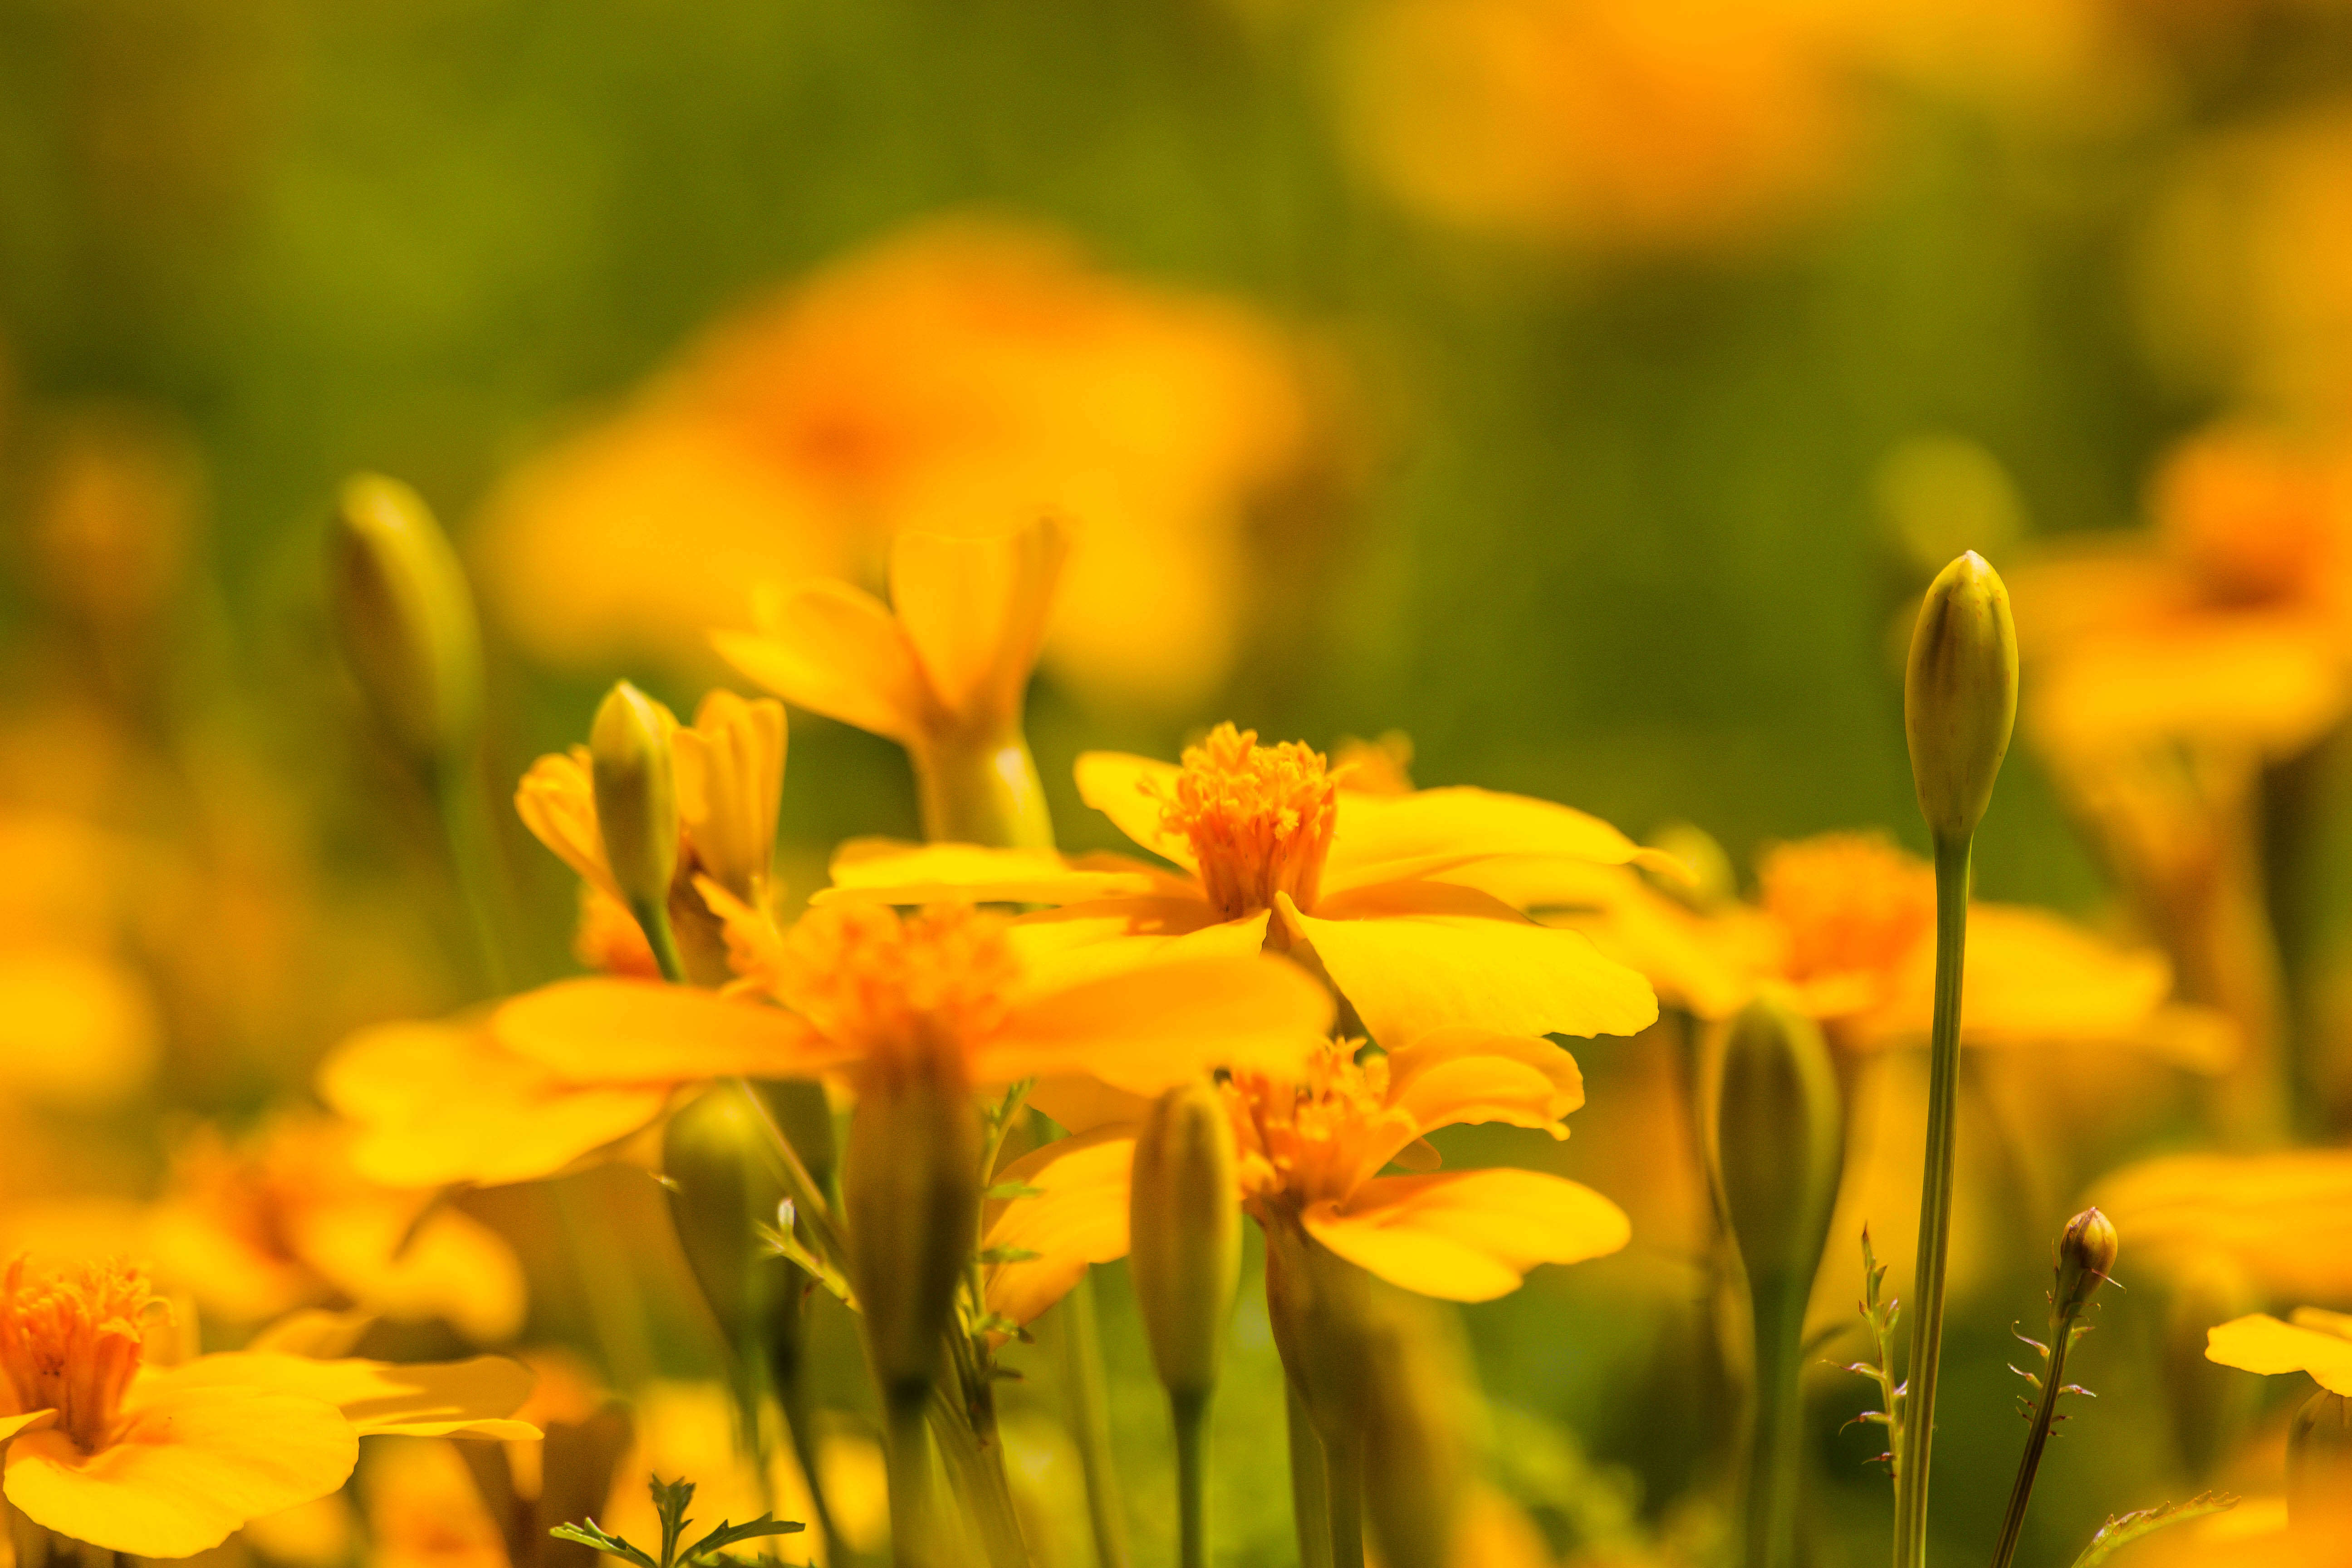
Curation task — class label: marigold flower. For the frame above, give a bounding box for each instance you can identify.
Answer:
[0,1257,536,1558]
[2095,1150,2352,1301]
[821,723,1664,1051]
[2207,1306,2352,1395]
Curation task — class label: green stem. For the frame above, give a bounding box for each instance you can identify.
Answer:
[1287,1383,1334,1568]
[1323,1426,1366,1568]
[1058,1271,1132,1568]
[1894,834,1972,1568]
[730,1078,848,1274]
[1744,1273,1808,1568]
[927,1384,1032,1568]
[629,895,687,986]
[886,1393,939,1568]
[431,755,514,996]
[1171,1388,1211,1568]
[912,729,1055,850]
[1988,1310,2078,1568]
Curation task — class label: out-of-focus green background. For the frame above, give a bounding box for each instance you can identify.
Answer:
[8,3,2352,1566]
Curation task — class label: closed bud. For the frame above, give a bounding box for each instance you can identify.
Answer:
[329,474,483,768]
[661,1085,791,1362]
[1904,550,2018,843]
[589,681,680,919]
[2055,1207,2119,1318]
[2288,1388,2352,1537]
[841,1067,982,1410]
[1129,1081,1242,1401]
[1707,993,1844,1299]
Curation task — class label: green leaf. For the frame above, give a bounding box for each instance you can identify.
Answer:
[549,1522,659,1568]
[650,1476,697,1568]
[2066,1492,2238,1568]
[681,1515,808,1563]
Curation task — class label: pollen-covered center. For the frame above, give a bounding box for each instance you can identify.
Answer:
[1758,832,1936,985]
[1155,723,1338,920]
[1224,1042,1392,1208]
[0,1257,165,1452]
[769,903,1021,1084]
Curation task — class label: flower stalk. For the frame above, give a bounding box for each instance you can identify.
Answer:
[1989,1209,2117,1568]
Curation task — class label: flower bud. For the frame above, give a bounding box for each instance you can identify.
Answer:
[1707,993,1844,1300]
[1128,1081,1243,1401]
[2054,1207,2119,1318]
[2288,1387,2352,1537]
[588,681,680,919]
[841,1066,982,1410]
[329,474,483,768]
[1904,550,2018,844]
[661,1084,792,1363]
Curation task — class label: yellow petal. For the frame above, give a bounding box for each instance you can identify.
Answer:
[981,1130,1136,1327]
[1073,751,1196,871]
[1302,1169,1629,1303]
[1006,901,1263,991]
[0,946,159,1107]
[0,1411,55,1443]
[1284,884,1656,1046]
[318,1021,672,1189]
[1321,786,1659,894]
[155,1354,540,1438]
[889,516,1073,727]
[671,691,787,903]
[2033,610,2349,760]
[987,953,1332,1093]
[2205,1313,2352,1395]
[493,979,845,1083]
[291,1205,527,1345]
[1356,1031,1585,1188]
[513,748,619,904]
[814,838,1159,906]
[2094,1150,2352,1300]
[5,1381,356,1558]
[1027,1076,1155,1136]
[1519,864,1769,1021]
[712,580,931,745]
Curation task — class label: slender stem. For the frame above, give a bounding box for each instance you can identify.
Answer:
[1744,1272,1808,1568]
[729,1078,848,1272]
[1058,1271,1132,1568]
[1171,1388,1211,1568]
[1894,835,1973,1568]
[926,1384,1032,1568]
[886,1393,939,1568]
[1287,1383,1334,1568]
[1988,1311,2078,1568]
[432,755,514,995]
[629,895,687,986]
[1323,1426,1367,1568]
[912,729,1056,851]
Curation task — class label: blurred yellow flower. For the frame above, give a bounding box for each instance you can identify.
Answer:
[2207,1306,2352,1395]
[2094,1150,2352,1301]
[0,811,159,1108]
[0,1257,536,1558]
[821,723,1663,1050]
[475,217,1324,711]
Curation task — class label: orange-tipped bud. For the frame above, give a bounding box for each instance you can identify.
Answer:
[2055,1207,2119,1318]
[329,474,482,768]
[1129,1080,1242,1401]
[1904,551,2018,844]
[841,1067,981,1410]
[589,681,680,921]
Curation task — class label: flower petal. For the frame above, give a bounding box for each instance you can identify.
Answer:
[814,839,1161,907]
[1354,1030,1585,1187]
[0,1411,54,1443]
[981,1130,1136,1327]
[1323,786,1662,894]
[155,1354,540,1438]
[1283,884,1656,1046]
[2205,1313,2352,1396]
[5,1382,356,1558]
[1303,1169,1630,1303]
[513,749,619,904]
[2093,1150,2352,1300]
[712,579,931,745]
[291,1204,528,1345]
[1006,902,1264,991]
[1073,752,1196,872]
[318,1021,673,1189]
[889,517,1073,727]
[494,979,845,1084]
[987,953,1332,1093]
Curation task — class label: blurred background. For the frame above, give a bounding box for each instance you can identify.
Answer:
[8,1,2352,1565]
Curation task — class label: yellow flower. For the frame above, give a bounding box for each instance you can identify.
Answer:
[0,811,159,1108]
[2207,1306,2352,1396]
[0,1257,536,1558]
[474,217,1323,712]
[821,723,1663,1051]
[2094,1150,2352,1301]
[982,1032,1627,1325]
[713,515,1068,847]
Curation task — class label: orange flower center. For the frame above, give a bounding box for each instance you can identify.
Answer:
[0,1258,164,1452]
[1757,833,1935,985]
[2154,428,2343,608]
[1156,724,1338,920]
[767,903,1019,1088]
[1224,1042,1390,1208]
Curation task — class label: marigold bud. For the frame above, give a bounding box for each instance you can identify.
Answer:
[841,1068,982,1409]
[1904,550,2018,843]
[329,474,483,767]
[2288,1387,2352,1536]
[662,1085,792,1363]
[2055,1207,2119,1318]
[1129,1081,1242,1401]
[1707,993,1844,1297]
[589,681,680,919]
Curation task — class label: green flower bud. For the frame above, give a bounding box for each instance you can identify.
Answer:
[1904,550,2018,844]
[329,474,483,768]
[1128,1080,1243,1401]
[2054,1207,2119,1318]
[589,681,680,919]
[1707,993,1844,1298]
[661,1084,793,1364]
[841,1065,982,1410]
[2288,1387,2352,1536]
